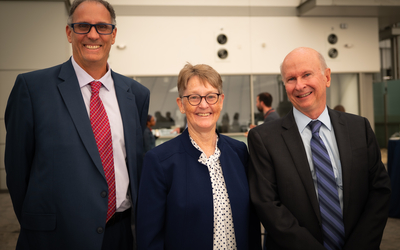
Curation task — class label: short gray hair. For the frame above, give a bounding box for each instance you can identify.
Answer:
[177,63,223,97]
[67,0,116,25]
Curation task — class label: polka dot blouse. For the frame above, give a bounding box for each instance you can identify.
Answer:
[190,135,237,250]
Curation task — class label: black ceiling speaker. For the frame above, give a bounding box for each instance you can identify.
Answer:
[217,34,228,45]
[217,49,228,59]
[328,48,338,59]
[328,34,338,44]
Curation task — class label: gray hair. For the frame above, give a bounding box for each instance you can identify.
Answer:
[67,0,116,25]
[177,63,223,98]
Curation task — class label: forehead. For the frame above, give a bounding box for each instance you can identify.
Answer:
[186,76,216,92]
[283,53,320,76]
[73,1,111,23]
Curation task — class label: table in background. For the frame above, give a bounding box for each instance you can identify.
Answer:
[388,138,400,218]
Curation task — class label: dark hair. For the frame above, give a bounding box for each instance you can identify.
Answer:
[147,115,153,123]
[258,92,273,107]
[333,105,345,112]
[177,63,223,97]
[67,0,116,25]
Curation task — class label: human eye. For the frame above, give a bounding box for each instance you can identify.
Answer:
[189,95,200,102]
[96,24,110,32]
[206,94,217,101]
[78,23,90,29]
[286,77,295,82]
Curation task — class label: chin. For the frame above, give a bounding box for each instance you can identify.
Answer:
[193,123,216,132]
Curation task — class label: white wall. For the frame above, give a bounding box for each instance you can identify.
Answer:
[0,1,70,190]
[109,16,380,76]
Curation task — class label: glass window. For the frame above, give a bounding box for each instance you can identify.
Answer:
[328,73,359,115]
[135,76,183,131]
[135,73,359,135]
[136,75,252,133]
[217,75,251,133]
[252,75,292,124]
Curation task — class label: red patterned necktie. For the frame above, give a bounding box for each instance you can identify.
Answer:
[90,81,116,222]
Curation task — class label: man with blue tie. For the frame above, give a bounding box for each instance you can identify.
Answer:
[4,0,149,249]
[248,47,391,250]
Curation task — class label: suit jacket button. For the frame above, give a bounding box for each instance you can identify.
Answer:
[101,191,107,198]
[97,227,104,234]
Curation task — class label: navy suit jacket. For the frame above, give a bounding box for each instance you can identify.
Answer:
[137,129,261,250]
[248,108,391,250]
[4,59,149,250]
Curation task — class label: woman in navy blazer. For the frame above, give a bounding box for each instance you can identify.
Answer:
[137,63,261,250]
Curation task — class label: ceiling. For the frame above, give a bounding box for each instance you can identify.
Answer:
[298,0,400,31]
[3,0,400,32]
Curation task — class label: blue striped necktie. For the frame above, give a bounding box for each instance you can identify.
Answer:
[309,120,345,250]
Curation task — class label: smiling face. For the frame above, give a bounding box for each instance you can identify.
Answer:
[282,48,331,119]
[176,75,224,134]
[66,1,116,73]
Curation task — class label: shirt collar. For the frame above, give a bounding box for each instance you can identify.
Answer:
[71,56,113,90]
[189,134,220,162]
[293,106,332,133]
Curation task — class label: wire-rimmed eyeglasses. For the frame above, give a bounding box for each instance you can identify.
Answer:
[181,93,221,106]
[69,22,115,35]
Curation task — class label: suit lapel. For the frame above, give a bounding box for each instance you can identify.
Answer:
[281,111,321,220]
[112,72,140,197]
[57,60,104,176]
[218,135,245,192]
[329,109,351,217]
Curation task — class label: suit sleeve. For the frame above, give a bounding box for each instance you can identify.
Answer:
[136,150,167,250]
[136,86,150,179]
[342,118,391,250]
[4,74,35,222]
[139,89,150,134]
[247,128,326,250]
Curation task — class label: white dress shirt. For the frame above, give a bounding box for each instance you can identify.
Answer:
[71,56,131,212]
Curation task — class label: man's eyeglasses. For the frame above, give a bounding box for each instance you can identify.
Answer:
[181,93,221,106]
[69,22,115,35]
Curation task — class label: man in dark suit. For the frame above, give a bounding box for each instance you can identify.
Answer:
[4,0,149,249]
[248,47,391,250]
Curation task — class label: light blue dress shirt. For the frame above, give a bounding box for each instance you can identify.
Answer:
[293,107,344,211]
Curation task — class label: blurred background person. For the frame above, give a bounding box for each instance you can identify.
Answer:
[137,63,261,250]
[251,92,279,128]
[154,111,167,129]
[221,112,230,133]
[246,92,280,137]
[334,104,345,112]
[231,112,241,132]
[144,115,158,153]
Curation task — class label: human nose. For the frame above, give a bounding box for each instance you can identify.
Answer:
[87,25,100,39]
[198,96,209,108]
[294,77,306,90]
